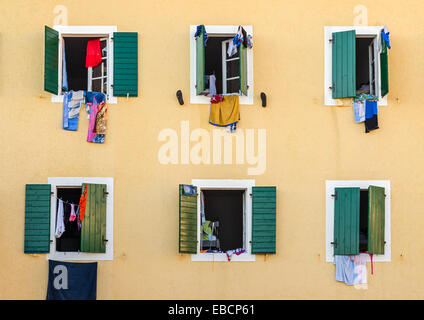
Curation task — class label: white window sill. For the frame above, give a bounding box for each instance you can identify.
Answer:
[191,252,256,262]
[51,94,117,104]
[190,94,253,105]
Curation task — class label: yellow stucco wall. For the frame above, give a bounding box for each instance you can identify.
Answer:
[1,0,424,299]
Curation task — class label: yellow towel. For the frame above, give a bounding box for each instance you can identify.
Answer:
[209,95,240,127]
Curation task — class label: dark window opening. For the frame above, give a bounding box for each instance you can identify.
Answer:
[359,189,369,253]
[56,187,82,252]
[63,37,107,92]
[356,37,374,94]
[205,36,239,95]
[201,190,244,252]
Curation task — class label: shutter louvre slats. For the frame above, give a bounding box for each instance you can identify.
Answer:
[80,184,107,253]
[239,43,248,95]
[251,186,276,254]
[196,26,205,95]
[334,188,360,255]
[179,185,198,254]
[332,30,356,99]
[380,34,389,97]
[113,32,138,97]
[368,185,385,254]
[44,26,59,94]
[24,184,51,253]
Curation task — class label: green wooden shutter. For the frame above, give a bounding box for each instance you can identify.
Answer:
[195,26,205,95]
[251,186,276,254]
[113,32,138,97]
[239,43,248,96]
[333,187,360,255]
[25,184,51,253]
[44,26,59,94]
[332,30,356,99]
[368,185,385,254]
[380,33,389,98]
[80,184,107,253]
[179,184,198,254]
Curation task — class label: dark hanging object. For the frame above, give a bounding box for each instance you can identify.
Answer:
[176,90,184,105]
[260,92,267,107]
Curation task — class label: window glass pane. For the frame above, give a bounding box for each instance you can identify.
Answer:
[92,79,102,93]
[93,61,107,78]
[226,78,240,94]
[225,41,239,60]
[226,59,239,78]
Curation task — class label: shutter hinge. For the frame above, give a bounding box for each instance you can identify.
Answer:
[102,236,108,242]
[331,192,337,200]
[331,240,338,248]
[249,193,252,198]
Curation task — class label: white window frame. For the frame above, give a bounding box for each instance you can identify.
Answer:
[325,180,391,263]
[191,179,256,262]
[221,39,240,94]
[324,26,387,106]
[51,26,117,104]
[190,25,254,105]
[47,177,114,261]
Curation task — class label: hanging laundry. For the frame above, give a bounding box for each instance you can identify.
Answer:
[353,100,365,123]
[226,123,237,133]
[94,102,108,134]
[86,38,102,68]
[381,26,391,50]
[365,99,379,133]
[76,206,81,231]
[55,199,65,238]
[210,95,224,104]
[209,95,240,129]
[62,90,85,131]
[209,74,217,95]
[245,34,253,49]
[62,41,68,92]
[226,248,246,261]
[194,25,208,47]
[79,186,87,222]
[69,203,76,222]
[86,91,107,143]
[182,184,196,195]
[353,253,368,285]
[334,255,355,285]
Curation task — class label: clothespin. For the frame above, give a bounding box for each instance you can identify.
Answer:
[126,93,129,100]
[264,254,267,262]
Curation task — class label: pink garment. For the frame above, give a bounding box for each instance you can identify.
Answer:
[87,101,99,142]
[69,203,76,222]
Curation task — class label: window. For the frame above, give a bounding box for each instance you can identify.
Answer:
[325,180,391,263]
[324,26,389,106]
[190,25,253,105]
[44,26,139,104]
[178,180,276,262]
[26,177,114,261]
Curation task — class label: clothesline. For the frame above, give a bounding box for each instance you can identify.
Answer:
[53,194,80,209]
